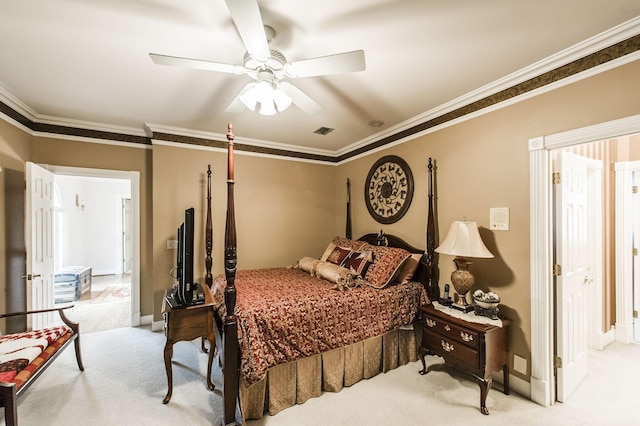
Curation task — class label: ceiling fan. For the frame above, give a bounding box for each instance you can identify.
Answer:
[149,0,366,116]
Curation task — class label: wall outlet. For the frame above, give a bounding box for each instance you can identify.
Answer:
[167,239,178,250]
[514,354,527,375]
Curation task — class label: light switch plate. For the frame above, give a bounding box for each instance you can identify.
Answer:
[490,207,509,231]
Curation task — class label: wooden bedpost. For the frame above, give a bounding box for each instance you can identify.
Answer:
[222,123,240,425]
[205,164,213,288]
[425,158,440,301]
[346,178,352,239]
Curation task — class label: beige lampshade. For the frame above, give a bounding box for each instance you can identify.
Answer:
[435,221,493,258]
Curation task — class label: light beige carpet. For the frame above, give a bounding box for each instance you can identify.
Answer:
[5,326,639,425]
[55,274,131,334]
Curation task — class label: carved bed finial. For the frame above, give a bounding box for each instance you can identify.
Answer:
[375,229,388,247]
[205,164,213,288]
[222,123,240,424]
[425,157,439,300]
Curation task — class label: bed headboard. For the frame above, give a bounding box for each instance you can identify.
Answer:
[358,231,427,286]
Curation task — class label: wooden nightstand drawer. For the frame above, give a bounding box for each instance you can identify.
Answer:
[419,304,510,415]
[423,328,480,369]
[422,314,480,350]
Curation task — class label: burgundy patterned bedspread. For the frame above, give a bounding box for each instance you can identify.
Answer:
[212,268,429,385]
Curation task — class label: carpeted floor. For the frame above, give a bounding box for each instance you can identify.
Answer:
[5,326,639,425]
[56,274,131,334]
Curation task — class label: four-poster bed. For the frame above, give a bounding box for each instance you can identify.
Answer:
[208,124,439,425]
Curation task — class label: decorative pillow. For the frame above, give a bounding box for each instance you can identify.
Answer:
[325,246,352,265]
[316,262,354,284]
[296,257,323,276]
[316,261,364,291]
[320,242,338,262]
[341,250,374,277]
[394,253,422,284]
[332,236,368,250]
[362,243,411,289]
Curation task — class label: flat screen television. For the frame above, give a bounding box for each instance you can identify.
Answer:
[167,207,197,308]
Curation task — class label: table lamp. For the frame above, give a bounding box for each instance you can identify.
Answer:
[435,220,493,312]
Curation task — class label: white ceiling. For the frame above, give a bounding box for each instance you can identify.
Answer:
[1,1,639,155]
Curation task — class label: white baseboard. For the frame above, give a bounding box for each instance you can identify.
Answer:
[491,371,531,399]
[615,323,633,344]
[530,376,552,407]
[151,319,164,332]
[138,314,153,326]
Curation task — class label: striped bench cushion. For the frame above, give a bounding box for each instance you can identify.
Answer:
[0,326,72,390]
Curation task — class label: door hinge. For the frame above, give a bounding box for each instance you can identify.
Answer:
[633,185,638,194]
[633,248,638,256]
[554,356,562,368]
[634,310,638,319]
[553,264,562,276]
[552,172,561,184]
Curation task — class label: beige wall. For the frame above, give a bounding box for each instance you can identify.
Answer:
[152,144,337,319]
[336,59,640,380]
[1,58,639,381]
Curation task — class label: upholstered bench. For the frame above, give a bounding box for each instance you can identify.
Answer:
[0,307,83,426]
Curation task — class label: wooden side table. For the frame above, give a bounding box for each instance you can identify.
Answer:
[161,287,216,404]
[418,303,510,415]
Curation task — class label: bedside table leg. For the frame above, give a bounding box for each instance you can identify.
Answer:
[476,376,492,415]
[163,341,174,404]
[503,364,510,394]
[418,352,428,375]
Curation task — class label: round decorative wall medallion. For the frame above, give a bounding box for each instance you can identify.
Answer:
[365,155,414,224]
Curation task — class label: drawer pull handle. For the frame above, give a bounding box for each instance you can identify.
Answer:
[444,325,451,332]
[441,340,454,352]
[461,332,474,342]
[425,318,436,328]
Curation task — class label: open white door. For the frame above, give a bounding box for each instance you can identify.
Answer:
[25,162,56,330]
[634,171,640,343]
[553,150,592,402]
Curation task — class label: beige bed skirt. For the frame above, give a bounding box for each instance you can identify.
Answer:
[240,325,419,419]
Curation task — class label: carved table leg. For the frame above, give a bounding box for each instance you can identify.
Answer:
[206,335,215,391]
[163,340,174,404]
[418,351,428,375]
[503,364,510,394]
[475,375,493,415]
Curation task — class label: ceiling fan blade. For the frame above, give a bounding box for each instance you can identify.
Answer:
[279,82,325,115]
[225,0,270,62]
[225,94,249,113]
[284,50,365,78]
[149,53,245,74]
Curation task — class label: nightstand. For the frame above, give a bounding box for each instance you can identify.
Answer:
[161,288,216,404]
[418,303,510,415]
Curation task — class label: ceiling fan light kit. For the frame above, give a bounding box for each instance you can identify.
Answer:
[149,0,365,116]
[238,70,293,115]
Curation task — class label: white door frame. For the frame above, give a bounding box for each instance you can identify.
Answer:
[43,165,141,327]
[528,113,640,406]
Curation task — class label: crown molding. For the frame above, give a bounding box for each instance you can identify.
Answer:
[338,16,640,158]
[144,123,335,158]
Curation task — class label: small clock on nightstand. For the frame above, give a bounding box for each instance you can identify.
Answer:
[365,155,414,224]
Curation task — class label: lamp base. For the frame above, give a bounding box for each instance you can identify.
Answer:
[451,303,474,313]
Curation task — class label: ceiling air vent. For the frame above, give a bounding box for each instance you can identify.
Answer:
[313,127,334,135]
